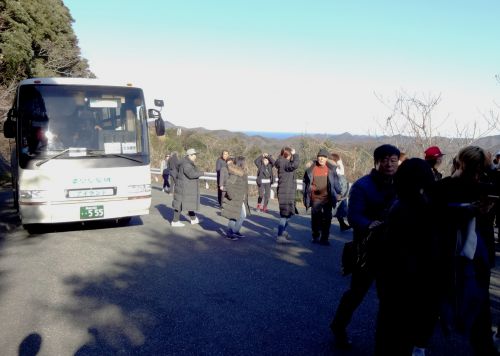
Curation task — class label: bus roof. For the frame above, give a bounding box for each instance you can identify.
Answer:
[18,77,140,89]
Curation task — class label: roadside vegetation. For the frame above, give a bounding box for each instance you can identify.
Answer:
[1,1,499,187]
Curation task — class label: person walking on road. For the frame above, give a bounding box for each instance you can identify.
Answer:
[303,148,342,245]
[331,152,351,231]
[274,146,299,243]
[222,156,251,240]
[329,144,400,348]
[167,151,179,194]
[216,150,229,207]
[171,148,204,227]
[160,153,171,193]
[433,146,497,356]
[375,158,439,356]
[255,153,275,212]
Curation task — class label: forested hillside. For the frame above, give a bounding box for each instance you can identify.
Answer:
[0,0,93,174]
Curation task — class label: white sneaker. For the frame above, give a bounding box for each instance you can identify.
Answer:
[412,347,426,356]
[276,235,289,243]
[190,217,199,225]
[171,221,185,227]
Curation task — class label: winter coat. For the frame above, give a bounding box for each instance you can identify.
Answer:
[432,176,495,333]
[167,154,179,183]
[172,157,203,211]
[222,165,251,220]
[219,164,229,190]
[347,168,397,239]
[302,161,342,210]
[274,153,300,217]
[216,157,226,184]
[254,156,275,185]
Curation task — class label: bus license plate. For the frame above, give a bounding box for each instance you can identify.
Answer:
[80,205,104,219]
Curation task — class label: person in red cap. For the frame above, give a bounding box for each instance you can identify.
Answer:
[424,146,444,181]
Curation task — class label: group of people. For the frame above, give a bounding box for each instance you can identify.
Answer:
[164,146,350,243]
[160,143,500,355]
[330,144,499,356]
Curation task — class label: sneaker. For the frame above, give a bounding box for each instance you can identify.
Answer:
[190,217,199,225]
[171,221,184,227]
[412,347,426,356]
[234,231,244,238]
[283,231,292,240]
[225,231,239,241]
[276,235,289,243]
[256,204,262,211]
[340,224,352,231]
[262,206,268,213]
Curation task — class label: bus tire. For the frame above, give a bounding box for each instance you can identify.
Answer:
[116,217,132,226]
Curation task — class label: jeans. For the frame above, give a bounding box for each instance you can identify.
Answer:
[278,217,289,236]
[257,183,271,206]
[162,173,170,189]
[228,203,247,233]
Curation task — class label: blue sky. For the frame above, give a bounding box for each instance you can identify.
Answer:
[64,0,500,136]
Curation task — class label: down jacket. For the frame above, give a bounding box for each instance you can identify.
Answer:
[221,164,251,220]
[172,157,203,211]
[274,153,300,218]
[254,155,275,185]
[302,161,342,210]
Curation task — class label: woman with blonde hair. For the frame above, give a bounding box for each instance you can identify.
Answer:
[434,145,496,356]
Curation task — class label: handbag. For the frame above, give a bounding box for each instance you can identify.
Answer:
[341,241,355,276]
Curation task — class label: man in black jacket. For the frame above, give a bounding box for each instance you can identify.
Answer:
[216,150,229,207]
[329,144,400,348]
[303,148,342,245]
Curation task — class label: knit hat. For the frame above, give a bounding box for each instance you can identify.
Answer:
[424,146,444,160]
[317,148,329,158]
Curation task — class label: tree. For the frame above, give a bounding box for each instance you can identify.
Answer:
[0,0,94,165]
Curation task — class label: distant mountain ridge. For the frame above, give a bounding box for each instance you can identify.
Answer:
[161,120,500,153]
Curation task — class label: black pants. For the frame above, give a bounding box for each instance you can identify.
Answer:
[311,199,333,241]
[217,176,223,206]
[257,183,271,206]
[162,173,170,189]
[331,264,375,333]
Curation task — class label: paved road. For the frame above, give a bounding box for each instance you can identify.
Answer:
[0,184,498,355]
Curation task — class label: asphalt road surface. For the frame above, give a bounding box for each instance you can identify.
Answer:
[0,183,499,355]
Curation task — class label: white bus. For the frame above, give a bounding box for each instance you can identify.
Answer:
[3,77,165,229]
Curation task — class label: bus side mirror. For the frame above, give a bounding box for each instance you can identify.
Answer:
[148,108,160,119]
[3,119,15,138]
[155,118,165,136]
[3,109,16,138]
[148,108,165,136]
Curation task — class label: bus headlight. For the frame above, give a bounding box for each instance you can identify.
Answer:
[20,190,49,200]
[128,184,151,194]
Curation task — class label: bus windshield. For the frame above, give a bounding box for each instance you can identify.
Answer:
[18,84,149,160]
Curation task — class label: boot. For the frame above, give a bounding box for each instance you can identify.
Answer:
[338,218,351,231]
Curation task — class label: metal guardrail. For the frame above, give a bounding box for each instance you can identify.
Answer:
[151,168,304,197]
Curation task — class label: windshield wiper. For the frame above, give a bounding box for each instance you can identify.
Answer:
[36,149,70,167]
[87,151,143,163]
